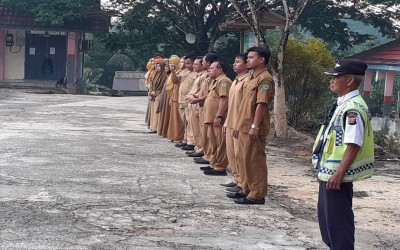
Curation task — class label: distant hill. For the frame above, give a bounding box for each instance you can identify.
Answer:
[344,19,394,45]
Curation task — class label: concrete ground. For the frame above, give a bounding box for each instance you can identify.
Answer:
[1,88,394,250]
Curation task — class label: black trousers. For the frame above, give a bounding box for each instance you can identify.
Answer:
[318,181,354,250]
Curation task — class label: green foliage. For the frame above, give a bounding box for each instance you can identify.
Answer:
[1,0,97,25]
[83,67,111,94]
[106,54,135,71]
[104,0,230,61]
[286,0,399,50]
[374,131,387,147]
[86,37,114,69]
[213,33,241,79]
[282,38,336,129]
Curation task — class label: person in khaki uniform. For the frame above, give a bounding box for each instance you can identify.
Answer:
[145,58,157,129]
[202,61,232,176]
[230,47,275,205]
[189,53,218,164]
[171,55,197,149]
[170,56,191,146]
[157,60,172,137]
[149,59,168,132]
[186,57,207,156]
[222,53,249,189]
[167,56,185,142]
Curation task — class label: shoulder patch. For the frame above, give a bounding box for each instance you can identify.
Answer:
[347,112,358,125]
[262,84,270,91]
[221,82,228,88]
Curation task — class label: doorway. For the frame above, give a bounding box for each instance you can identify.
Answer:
[25,33,67,81]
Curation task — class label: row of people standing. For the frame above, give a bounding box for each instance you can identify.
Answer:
[145,47,275,205]
[145,51,375,248]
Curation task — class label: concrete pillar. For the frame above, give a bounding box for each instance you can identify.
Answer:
[363,69,373,102]
[67,32,76,86]
[0,29,5,81]
[67,32,86,94]
[383,70,395,117]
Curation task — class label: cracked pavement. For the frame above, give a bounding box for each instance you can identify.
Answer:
[0,88,327,249]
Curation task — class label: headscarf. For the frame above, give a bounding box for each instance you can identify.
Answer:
[166,55,179,91]
[151,61,167,92]
[146,58,157,89]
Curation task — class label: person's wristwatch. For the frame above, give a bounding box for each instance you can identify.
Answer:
[215,115,224,119]
[251,124,259,130]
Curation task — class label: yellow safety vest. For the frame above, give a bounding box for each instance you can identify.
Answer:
[312,95,374,182]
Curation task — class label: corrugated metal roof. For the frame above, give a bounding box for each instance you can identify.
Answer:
[0,5,109,33]
[349,39,400,66]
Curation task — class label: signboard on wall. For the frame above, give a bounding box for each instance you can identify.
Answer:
[244,32,256,51]
[30,30,67,36]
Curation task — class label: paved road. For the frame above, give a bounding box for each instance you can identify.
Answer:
[0,89,322,250]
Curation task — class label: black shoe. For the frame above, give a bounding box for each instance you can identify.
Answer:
[188,152,204,157]
[181,144,195,151]
[185,150,196,155]
[148,130,157,133]
[219,182,237,188]
[234,197,265,205]
[203,170,227,176]
[175,143,187,147]
[226,190,247,199]
[225,185,242,193]
[199,166,213,171]
[194,158,210,164]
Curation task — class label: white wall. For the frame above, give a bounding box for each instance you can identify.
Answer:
[4,29,25,80]
[372,117,400,135]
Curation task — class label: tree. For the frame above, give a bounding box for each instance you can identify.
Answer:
[0,0,100,25]
[283,39,335,129]
[296,0,400,51]
[105,0,231,57]
[229,0,400,138]
[230,0,309,138]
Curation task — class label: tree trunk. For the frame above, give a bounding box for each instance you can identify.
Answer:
[272,73,288,138]
[271,0,310,139]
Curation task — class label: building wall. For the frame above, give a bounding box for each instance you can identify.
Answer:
[4,29,25,80]
[0,29,5,81]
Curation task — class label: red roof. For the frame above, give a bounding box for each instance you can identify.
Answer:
[0,5,109,33]
[349,39,400,66]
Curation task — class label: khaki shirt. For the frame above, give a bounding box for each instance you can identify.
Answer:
[224,73,249,129]
[237,68,274,135]
[203,74,232,123]
[186,70,208,100]
[178,69,190,83]
[197,76,212,107]
[179,71,197,104]
[171,69,190,102]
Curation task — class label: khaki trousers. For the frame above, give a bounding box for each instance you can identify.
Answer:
[206,123,228,171]
[239,134,268,200]
[190,104,203,153]
[167,101,184,142]
[225,128,245,187]
[185,104,195,145]
[200,109,210,161]
[178,103,187,144]
[149,94,161,131]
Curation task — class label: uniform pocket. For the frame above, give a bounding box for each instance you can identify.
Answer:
[324,133,334,154]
